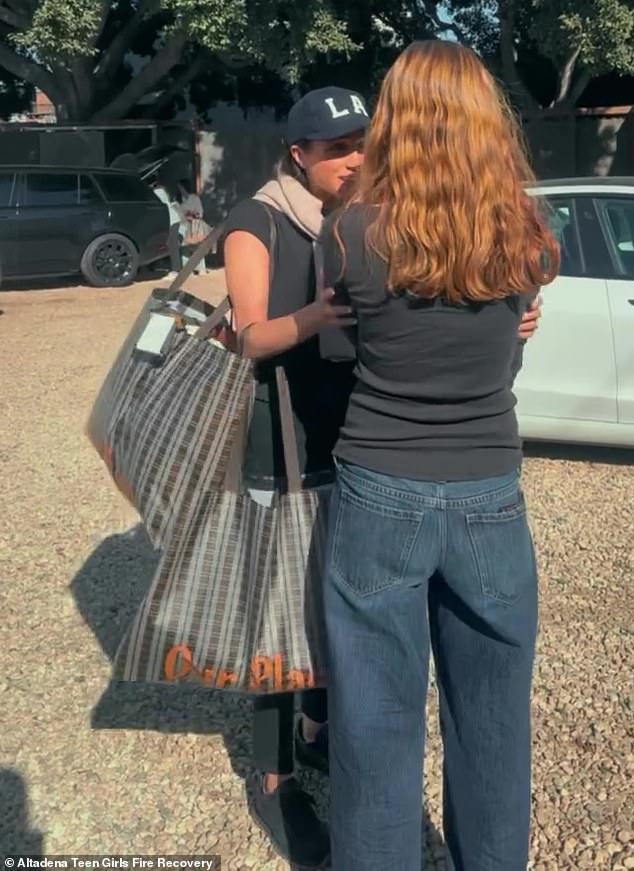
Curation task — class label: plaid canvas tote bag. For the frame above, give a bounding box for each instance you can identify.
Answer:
[85,219,275,549]
[112,366,331,695]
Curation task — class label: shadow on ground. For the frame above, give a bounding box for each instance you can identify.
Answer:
[0,264,170,293]
[0,769,45,856]
[523,440,634,466]
[69,523,445,869]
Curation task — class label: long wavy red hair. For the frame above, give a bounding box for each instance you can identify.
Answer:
[343,40,560,301]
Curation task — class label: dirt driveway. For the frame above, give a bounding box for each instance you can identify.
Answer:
[1,278,633,870]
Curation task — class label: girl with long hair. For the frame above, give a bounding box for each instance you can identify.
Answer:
[320,41,560,871]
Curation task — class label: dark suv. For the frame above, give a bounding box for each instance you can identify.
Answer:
[0,166,170,287]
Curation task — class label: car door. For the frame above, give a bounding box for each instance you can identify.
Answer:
[14,171,81,275]
[594,195,634,424]
[515,193,618,423]
[0,170,18,281]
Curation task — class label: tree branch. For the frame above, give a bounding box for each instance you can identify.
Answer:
[385,0,446,41]
[0,40,65,108]
[568,68,592,106]
[71,58,95,117]
[139,51,207,118]
[94,0,161,83]
[499,0,539,111]
[418,0,443,30]
[4,0,36,13]
[91,32,187,121]
[552,46,581,105]
[87,0,112,50]
[50,65,81,118]
[0,2,30,29]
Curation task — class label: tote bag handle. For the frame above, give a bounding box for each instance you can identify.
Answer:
[223,365,302,495]
[159,203,301,491]
[170,219,226,297]
[193,203,277,342]
[204,204,302,495]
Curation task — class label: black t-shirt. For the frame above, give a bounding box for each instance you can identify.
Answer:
[320,204,536,482]
[222,198,355,489]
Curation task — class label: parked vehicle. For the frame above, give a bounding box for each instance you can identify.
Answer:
[519,178,634,448]
[0,166,170,287]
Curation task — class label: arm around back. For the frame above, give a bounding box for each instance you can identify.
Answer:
[317,209,358,362]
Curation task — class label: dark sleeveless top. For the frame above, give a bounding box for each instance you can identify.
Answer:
[222,198,355,489]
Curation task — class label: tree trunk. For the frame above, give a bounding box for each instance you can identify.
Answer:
[140,52,207,118]
[499,0,538,111]
[90,34,186,122]
[551,47,581,106]
[590,115,627,177]
[0,41,66,112]
[48,66,99,121]
[568,69,592,108]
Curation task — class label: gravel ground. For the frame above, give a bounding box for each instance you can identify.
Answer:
[1,277,633,871]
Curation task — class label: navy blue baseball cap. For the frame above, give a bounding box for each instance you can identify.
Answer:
[286,87,370,145]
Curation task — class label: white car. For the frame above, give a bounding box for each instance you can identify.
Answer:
[516,178,634,448]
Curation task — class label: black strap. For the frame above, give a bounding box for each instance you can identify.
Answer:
[193,203,278,343]
[170,220,226,295]
[189,204,302,495]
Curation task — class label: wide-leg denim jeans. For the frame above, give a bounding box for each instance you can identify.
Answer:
[324,460,538,871]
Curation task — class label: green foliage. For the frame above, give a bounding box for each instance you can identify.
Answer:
[532,0,634,76]
[449,0,499,59]
[3,0,634,119]
[11,0,104,62]
[446,0,634,104]
[10,0,360,81]
[165,0,359,82]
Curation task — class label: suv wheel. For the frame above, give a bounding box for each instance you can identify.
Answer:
[81,233,139,287]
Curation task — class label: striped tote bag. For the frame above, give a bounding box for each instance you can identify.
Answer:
[85,221,266,549]
[112,368,330,694]
[86,288,253,550]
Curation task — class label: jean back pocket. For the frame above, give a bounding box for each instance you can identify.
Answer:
[466,495,536,606]
[331,488,424,597]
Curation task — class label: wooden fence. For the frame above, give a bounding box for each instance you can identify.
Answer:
[522,105,634,179]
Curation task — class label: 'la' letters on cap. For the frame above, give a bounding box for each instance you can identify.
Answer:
[324,95,369,120]
[286,87,371,145]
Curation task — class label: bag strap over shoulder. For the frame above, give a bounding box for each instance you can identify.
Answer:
[170,220,226,296]
[193,203,277,342]
[184,204,301,494]
[223,366,302,495]
[274,367,302,491]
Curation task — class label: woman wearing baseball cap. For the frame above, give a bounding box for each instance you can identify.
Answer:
[220,86,370,867]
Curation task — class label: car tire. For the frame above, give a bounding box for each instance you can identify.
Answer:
[80,233,139,288]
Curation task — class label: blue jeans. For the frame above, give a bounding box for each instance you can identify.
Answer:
[324,460,538,871]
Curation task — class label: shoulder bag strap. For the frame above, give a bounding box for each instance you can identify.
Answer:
[223,204,303,494]
[172,220,225,296]
[194,203,278,342]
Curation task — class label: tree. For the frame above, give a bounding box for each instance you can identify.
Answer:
[299,1,440,99]
[0,69,33,118]
[0,0,361,121]
[449,0,634,110]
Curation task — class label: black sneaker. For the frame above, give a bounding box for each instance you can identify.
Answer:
[248,775,330,868]
[295,719,329,774]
